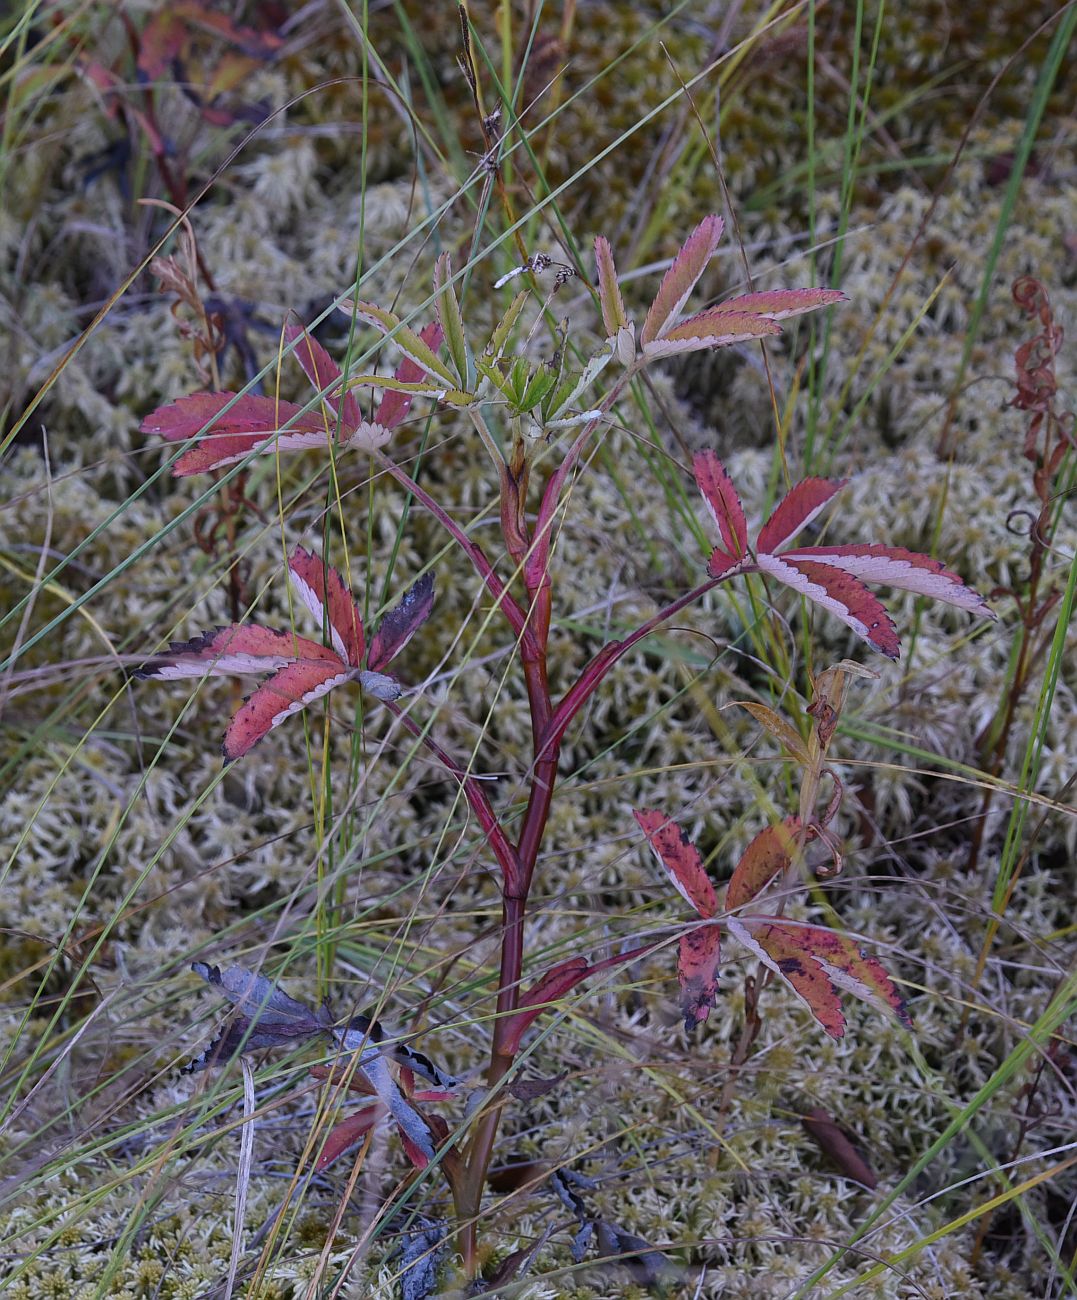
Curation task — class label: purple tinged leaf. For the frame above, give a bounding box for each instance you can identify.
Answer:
[333,1021,436,1166]
[373,320,447,432]
[641,310,780,358]
[283,318,362,432]
[368,572,435,671]
[678,925,721,1030]
[187,962,330,1069]
[595,1221,670,1288]
[594,235,630,339]
[399,1221,449,1300]
[756,478,848,554]
[693,450,749,560]
[640,214,724,344]
[706,287,846,321]
[141,392,332,476]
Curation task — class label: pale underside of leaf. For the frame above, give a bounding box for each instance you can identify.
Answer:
[192,962,328,1031]
[781,545,994,615]
[138,625,336,680]
[357,669,402,702]
[754,553,901,658]
[334,1023,435,1164]
[727,917,846,1039]
[223,660,352,760]
[641,312,779,358]
[287,546,365,667]
[633,808,717,918]
[344,419,392,452]
[755,477,848,554]
[640,213,724,344]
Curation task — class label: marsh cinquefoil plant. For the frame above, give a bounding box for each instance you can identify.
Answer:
[139,216,993,1276]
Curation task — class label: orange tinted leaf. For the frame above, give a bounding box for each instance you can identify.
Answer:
[726,818,802,911]
[729,917,845,1038]
[736,703,811,765]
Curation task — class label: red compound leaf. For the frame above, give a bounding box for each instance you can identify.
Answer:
[633,808,717,918]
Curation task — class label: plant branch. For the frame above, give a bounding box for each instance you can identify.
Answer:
[544,573,725,755]
[383,700,522,890]
[378,454,537,657]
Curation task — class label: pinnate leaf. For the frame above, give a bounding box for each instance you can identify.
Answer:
[693,450,748,560]
[633,808,717,917]
[352,301,459,391]
[223,659,352,760]
[640,214,724,344]
[368,572,435,671]
[755,554,901,658]
[641,310,780,359]
[706,287,846,321]
[284,318,361,430]
[315,1105,378,1172]
[287,547,365,667]
[728,918,910,1039]
[756,477,848,554]
[594,235,630,338]
[135,625,336,680]
[735,702,811,765]
[370,319,445,431]
[434,255,470,389]
[725,818,802,911]
[677,925,721,1030]
[781,545,996,616]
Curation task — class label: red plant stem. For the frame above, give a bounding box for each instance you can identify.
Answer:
[379,456,537,657]
[543,574,725,755]
[457,570,725,1269]
[383,701,522,889]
